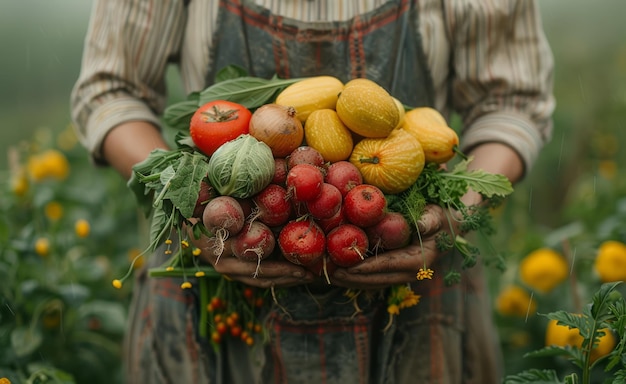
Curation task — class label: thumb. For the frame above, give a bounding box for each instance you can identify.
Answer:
[417,204,445,235]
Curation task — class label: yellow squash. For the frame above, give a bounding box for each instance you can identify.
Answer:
[304,109,354,162]
[401,107,459,164]
[349,128,425,194]
[336,78,399,138]
[275,76,344,123]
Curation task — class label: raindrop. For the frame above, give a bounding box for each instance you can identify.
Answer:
[5,302,15,316]
[557,131,565,172]
[525,291,534,323]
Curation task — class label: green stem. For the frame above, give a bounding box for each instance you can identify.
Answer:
[199,277,208,338]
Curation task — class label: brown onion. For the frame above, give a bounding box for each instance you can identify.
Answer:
[249,104,304,157]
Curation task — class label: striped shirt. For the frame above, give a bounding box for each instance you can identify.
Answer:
[71,0,554,173]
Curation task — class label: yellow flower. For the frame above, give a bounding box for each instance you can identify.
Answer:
[387,304,400,315]
[44,201,63,221]
[112,279,123,289]
[192,248,202,256]
[0,377,12,384]
[195,271,206,277]
[27,149,69,182]
[35,237,50,257]
[545,319,616,363]
[495,285,536,318]
[519,248,568,293]
[74,219,90,238]
[594,240,626,282]
[598,160,617,180]
[416,268,434,280]
[181,281,192,289]
[10,172,29,196]
[387,284,421,313]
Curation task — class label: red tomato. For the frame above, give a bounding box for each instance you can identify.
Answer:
[189,100,252,156]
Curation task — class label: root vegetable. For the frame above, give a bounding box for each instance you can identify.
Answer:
[202,196,246,262]
[343,184,387,227]
[253,184,293,227]
[287,146,326,169]
[365,212,411,252]
[305,182,342,220]
[324,160,363,197]
[278,220,326,266]
[286,163,324,202]
[232,221,276,277]
[327,224,369,267]
[249,104,304,158]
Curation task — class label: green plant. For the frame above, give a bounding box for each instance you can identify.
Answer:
[0,126,138,384]
[503,282,626,384]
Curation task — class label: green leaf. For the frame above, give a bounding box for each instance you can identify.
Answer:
[164,151,210,218]
[149,203,171,251]
[198,76,302,109]
[524,345,582,362]
[11,326,42,358]
[215,64,249,82]
[443,166,514,198]
[503,368,564,384]
[163,93,200,131]
[546,310,588,332]
[128,148,182,216]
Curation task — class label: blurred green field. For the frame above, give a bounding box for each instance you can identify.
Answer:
[1,1,626,383]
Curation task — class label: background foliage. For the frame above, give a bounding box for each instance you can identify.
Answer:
[1,1,626,383]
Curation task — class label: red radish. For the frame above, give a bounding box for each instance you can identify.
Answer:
[232,221,276,277]
[315,204,346,233]
[365,212,412,252]
[343,184,387,227]
[202,196,246,263]
[202,196,245,235]
[253,184,293,227]
[278,220,326,266]
[324,161,363,197]
[327,224,369,267]
[287,146,325,169]
[305,183,342,220]
[272,158,288,186]
[286,163,324,202]
[192,179,216,218]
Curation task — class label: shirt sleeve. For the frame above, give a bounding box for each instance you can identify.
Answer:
[70,0,186,164]
[445,0,556,174]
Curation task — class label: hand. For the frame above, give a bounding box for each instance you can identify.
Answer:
[190,228,316,289]
[330,204,460,290]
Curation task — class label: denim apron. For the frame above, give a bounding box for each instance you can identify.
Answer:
[124,1,502,383]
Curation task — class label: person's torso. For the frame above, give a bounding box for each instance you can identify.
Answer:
[179,0,451,111]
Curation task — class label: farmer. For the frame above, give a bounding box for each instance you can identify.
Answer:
[70,0,555,383]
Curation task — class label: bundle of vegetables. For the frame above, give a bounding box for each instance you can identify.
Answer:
[126,66,513,346]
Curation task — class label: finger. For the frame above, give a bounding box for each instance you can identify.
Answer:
[212,258,310,279]
[417,204,445,235]
[348,241,439,274]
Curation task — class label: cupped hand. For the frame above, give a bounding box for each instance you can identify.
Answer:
[330,204,459,289]
[190,230,316,288]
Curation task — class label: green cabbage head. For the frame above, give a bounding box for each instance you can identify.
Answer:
[207,134,275,198]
